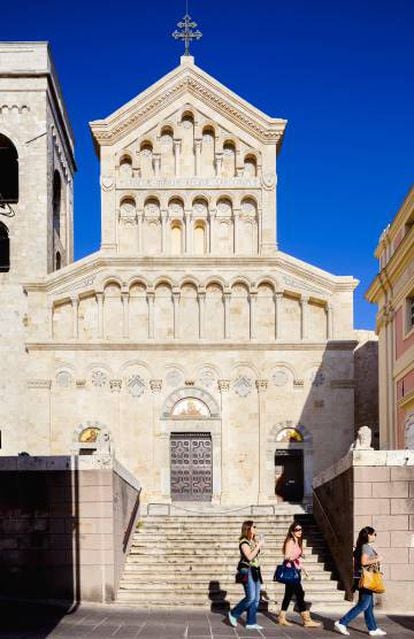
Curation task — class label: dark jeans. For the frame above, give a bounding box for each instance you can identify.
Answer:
[339,590,377,632]
[281,581,306,612]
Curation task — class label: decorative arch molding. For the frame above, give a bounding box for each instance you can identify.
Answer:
[268,421,312,445]
[162,386,220,419]
[71,420,113,459]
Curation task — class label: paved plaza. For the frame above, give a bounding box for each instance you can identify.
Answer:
[0,601,412,639]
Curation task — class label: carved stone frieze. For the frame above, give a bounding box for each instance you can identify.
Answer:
[255,379,268,392]
[27,379,51,389]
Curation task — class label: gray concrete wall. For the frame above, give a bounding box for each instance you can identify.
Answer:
[313,450,414,612]
[0,455,141,603]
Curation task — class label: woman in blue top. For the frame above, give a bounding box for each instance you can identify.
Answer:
[334,527,386,637]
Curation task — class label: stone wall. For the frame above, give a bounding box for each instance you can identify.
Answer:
[353,332,379,447]
[0,455,141,603]
[313,450,414,611]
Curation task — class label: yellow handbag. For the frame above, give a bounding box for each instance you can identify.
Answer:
[359,566,385,594]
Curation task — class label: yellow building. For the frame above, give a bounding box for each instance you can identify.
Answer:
[367,186,414,449]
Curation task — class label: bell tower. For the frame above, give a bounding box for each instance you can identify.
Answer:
[0,41,75,280]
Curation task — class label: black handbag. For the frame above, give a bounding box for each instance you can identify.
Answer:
[273,560,300,584]
[235,559,249,584]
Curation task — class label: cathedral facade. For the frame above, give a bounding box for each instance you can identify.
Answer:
[0,43,364,508]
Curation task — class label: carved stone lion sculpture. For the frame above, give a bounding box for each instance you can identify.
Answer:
[350,425,373,450]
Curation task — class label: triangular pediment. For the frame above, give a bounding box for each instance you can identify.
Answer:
[90,57,287,150]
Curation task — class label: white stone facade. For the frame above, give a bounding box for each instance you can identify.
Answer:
[0,44,366,507]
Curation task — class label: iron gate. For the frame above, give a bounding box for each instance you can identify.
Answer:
[170,432,212,501]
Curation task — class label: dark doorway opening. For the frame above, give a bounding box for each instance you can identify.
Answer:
[275,448,304,502]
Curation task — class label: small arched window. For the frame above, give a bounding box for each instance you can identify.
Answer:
[0,222,10,272]
[53,170,62,235]
[0,134,18,203]
[56,251,61,270]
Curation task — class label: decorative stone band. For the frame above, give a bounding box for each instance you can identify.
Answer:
[27,379,51,389]
[109,379,122,392]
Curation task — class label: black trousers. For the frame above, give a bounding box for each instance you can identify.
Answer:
[281,581,306,612]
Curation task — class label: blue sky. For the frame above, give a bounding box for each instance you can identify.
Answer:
[2,0,413,328]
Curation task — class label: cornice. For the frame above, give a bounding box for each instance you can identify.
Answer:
[90,65,287,149]
[25,340,357,352]
[23,251,357,298]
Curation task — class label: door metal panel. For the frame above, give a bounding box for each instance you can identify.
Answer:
[170,432,212,501]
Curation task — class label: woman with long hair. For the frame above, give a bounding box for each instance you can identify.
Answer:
[334,526,386,636]
[227,520,264,631]
[277,521,321,628]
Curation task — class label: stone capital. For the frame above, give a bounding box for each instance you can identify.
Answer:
[255,379,268,392]
[109,379,122,393]
[218,379,231,393]
[150,379,163,394]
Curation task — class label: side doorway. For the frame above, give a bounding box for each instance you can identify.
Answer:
[275,448,304,502]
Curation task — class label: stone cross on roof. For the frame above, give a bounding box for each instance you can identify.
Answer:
[172,6,202,57]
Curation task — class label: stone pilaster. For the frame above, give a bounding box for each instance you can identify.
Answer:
[256,379,268,503]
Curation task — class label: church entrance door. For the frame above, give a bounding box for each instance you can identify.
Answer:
[275,449,304,502]
[170,432,212,501]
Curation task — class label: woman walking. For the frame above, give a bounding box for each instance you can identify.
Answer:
[227,520,264,631]
[277,521,321,628]
[334,527,386,636]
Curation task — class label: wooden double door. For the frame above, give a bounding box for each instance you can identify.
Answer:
[170,432,212,501]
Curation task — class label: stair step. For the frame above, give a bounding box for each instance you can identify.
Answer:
[116,514,343,609]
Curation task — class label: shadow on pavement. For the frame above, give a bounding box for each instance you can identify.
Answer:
[387,615,414,631]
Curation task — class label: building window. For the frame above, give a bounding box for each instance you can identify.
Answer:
[53,170,61,235]
[407,296,414,332]
[56,251,61,270]
[0,222,10,272]
[0,134,18,203]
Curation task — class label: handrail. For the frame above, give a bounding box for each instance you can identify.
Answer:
[312,489,341,545]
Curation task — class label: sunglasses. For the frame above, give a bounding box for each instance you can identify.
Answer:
[293,527,302,532]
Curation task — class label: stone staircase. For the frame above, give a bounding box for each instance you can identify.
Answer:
[116,513,347,610]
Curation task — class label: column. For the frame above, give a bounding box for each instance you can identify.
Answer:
[198,288,206,338]
[147,290,155,338]
[326,303,334,339]
[300,296,309,340]
[258,207,263,254]
[71,295,79,339]
[150,379,166,501]
[223,290,231,340]
[218,379,231,503]
[274,291,283,340]
[137,213,143,254]
[194,139,202,176]
[161,210,168,254]
[386,304,396,447]
[49,304,54,338]
[233,207,240,254]
[215,152,223,176]
[173,139,181,177]
[255,379,268,503]
[121,291,129,338]
[153,153,161,177]
[249,291,257,340]
[172,288,180,339]
[209,209,216,254]
[96,292,104,338]
[185,210,192,254]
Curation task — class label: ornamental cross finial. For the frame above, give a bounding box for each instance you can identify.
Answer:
[172,6,202,57]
